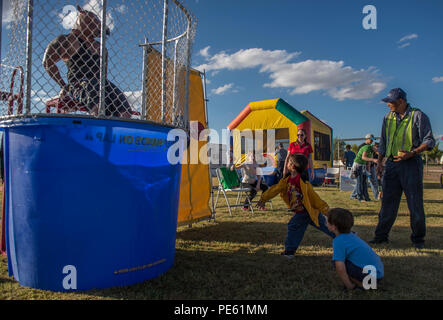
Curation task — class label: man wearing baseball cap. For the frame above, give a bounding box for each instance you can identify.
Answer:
[370,88,435,249]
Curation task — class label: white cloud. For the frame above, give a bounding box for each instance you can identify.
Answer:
[398,42,411,49]
[432,76,443,83]
[264,60,386,100]
[2,0,26,26]
[397,33,418,48]
[198,48,386,101]
[197,48,301,72]
[115,5,128,14]
[2,0,12,24]
[211,83,236,95]
[199,46,211,58]
[398,33,418,43]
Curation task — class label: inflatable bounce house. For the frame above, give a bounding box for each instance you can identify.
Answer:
[227,98,333,184]
[0,0,202,291]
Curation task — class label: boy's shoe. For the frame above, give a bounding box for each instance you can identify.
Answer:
[368,238,389,245]
[280,250,295,259]
[241,207,249,211]
[258,207,267,211]
[413,242,425,250]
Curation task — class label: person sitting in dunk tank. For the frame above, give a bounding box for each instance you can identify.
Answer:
[43,6,132,118]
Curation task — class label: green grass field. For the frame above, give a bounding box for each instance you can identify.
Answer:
[1,172,442,300]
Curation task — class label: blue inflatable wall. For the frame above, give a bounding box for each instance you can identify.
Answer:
[1,116,183,291]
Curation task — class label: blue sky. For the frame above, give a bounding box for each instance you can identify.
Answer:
[1,0,442,144]
[186,0,443,143]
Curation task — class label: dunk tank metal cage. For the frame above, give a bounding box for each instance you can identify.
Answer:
[0,0,196,291]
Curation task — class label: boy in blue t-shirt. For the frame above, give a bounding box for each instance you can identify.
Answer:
[326,208,384,290]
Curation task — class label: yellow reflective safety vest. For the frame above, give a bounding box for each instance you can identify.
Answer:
[385,108,416,158]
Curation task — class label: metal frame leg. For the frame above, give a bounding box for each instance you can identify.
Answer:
[214,187,220,209]
[221,189,233,217]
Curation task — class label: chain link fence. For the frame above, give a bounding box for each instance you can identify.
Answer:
[0,0,196,129]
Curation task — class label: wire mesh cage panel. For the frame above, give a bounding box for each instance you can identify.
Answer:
[0,0,196,129]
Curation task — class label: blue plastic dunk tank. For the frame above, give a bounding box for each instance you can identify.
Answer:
[1,116,183,291]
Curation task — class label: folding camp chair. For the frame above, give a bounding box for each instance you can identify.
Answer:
[214,167,254,216]
[239,175,274,210]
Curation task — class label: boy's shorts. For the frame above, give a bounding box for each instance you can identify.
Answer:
[332,260,383,283]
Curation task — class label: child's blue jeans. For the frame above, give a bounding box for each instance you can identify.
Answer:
[285,211,335,252]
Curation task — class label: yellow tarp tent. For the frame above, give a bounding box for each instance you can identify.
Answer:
[177,70,212,225]
[145,49,212,225]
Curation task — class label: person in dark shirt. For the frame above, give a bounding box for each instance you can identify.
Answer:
[342,145,356,169]
[43,6,132,118]
[275,143,288,182]
[370,88,435,249]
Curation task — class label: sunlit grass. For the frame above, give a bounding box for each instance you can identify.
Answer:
[1,174,442,300]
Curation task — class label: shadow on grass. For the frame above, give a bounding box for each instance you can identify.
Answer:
[2,221,442,300]
[423,200,443,204]
[177,220,443,250]
[0,276,15,285]
[399,199,443,204]
[423,182,442,190]
[78,246,443,300]
[177,221,288,246]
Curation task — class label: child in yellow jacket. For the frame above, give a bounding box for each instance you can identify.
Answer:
[257,153,335,258]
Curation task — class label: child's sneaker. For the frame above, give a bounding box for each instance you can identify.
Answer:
[280,250,295,259]
[241,207,249,211]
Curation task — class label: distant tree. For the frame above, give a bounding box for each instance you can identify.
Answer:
[351,144,359,154]
[423,143,443,163]
[333,138,347,160]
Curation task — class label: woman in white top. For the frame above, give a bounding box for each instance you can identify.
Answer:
[231,152,268,211]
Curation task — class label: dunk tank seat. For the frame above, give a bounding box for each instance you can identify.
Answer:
[45,95,141,116]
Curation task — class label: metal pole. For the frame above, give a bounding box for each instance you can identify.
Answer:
[337,138,340,167]
[0,0,3,67]
[172,40,178,126]
[140,37,149,120]
[183,18,192,131]
[24,0,34,115]
[426,153,428,174]
[161,0,169,123]
[202,69,215,222]
[98,0,108,117]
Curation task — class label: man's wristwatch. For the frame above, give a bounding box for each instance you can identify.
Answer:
[412,150,417,156]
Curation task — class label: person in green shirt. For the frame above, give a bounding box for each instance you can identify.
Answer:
[351,134,378,202]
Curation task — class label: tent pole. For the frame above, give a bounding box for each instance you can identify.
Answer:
[337,137,340,167]
[202,69,215,222]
